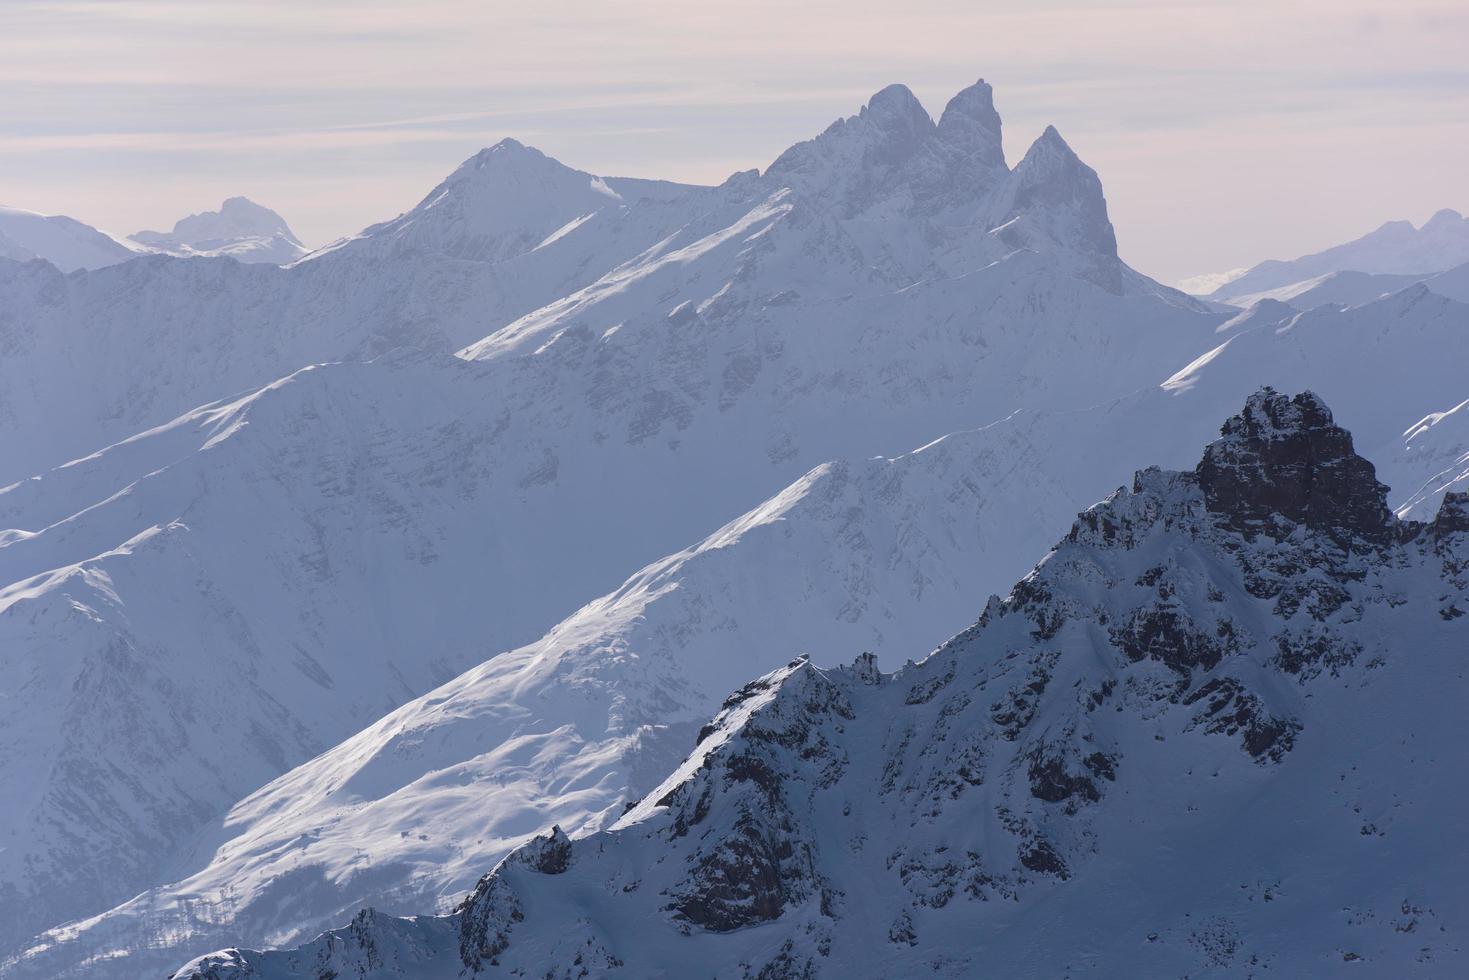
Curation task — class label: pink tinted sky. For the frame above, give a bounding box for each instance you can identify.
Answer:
[2,0,1466,282]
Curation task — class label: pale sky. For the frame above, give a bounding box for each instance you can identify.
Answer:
[2,0,1466,283]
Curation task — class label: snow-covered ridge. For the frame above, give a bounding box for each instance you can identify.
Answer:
[5,260,1466,973]
[298,137,698,266]
[0,79,1201,485]
[1200,207,1469,304]
[6,410,1076,978]
[0,204,143,271]
[173,390,1469,977]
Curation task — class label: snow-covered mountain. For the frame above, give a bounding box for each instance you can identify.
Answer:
[131,197,310,265]
[9,414,1077,979]
[1,79,1236,960]
[5,79,1467,977]
[302,139,694,265]
[0,150,703,484]
[8,283,1469,978]
[0,205,142,271]
[173,390,1469,978]
[0,79,1209,486]
[1200,207,1469,304]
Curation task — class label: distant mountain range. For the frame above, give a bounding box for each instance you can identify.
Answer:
[131,196,309,264]
[1184,207,1469,306]
[1,80,1466,979]
[0,196,307,271]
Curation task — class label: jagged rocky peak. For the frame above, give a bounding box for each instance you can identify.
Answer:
[989,124,1121,291]
[847,650,884,685]
[1196,388,1394,544]
[765,80,1013,218]
[858,83,936,142]
[934,78,1005,173]
[763,83,937,214]
[1435,490,1469,540]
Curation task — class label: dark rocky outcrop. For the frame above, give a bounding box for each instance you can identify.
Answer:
[1196,388,1394,545]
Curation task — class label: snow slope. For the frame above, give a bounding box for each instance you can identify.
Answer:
[0,259,1211,964]
[11,285,1469,977]
[0,205,143,271]
[300,139,694,265]
[9,415,1079,978]
[131,197,310,265]
[0,155,702,484]
[1206,207,1469,303]
[174,390,1469,978]
[5,81,1463,973]
[5,266,1466,978]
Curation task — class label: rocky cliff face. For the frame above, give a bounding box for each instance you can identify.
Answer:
[172,390,1469,978]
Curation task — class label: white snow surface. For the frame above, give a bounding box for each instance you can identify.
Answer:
[11,418,1071,977]
[0,204,143,271]
[1174,267,1246,295]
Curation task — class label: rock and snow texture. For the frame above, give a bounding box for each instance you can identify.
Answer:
[0,75,1254,966]
[10,423,1071,978]
[3,79,1469,978]
[172,391,1469,978]
[1202,207,1469,304]
[9,282,1469,975]
[130,197,310,264]
[1131,286,1469,511]
[0,205,142,271]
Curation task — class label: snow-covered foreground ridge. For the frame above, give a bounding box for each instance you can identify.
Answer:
[9,284,1469,977]
[176,390,1469,978]
[5,213,1469,979]
[7,410,1071,979]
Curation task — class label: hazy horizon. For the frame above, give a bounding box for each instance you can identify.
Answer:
[4,0,1467,283]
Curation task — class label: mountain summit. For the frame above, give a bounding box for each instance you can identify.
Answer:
[173,389,1469,977]
[132,196,308,264]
